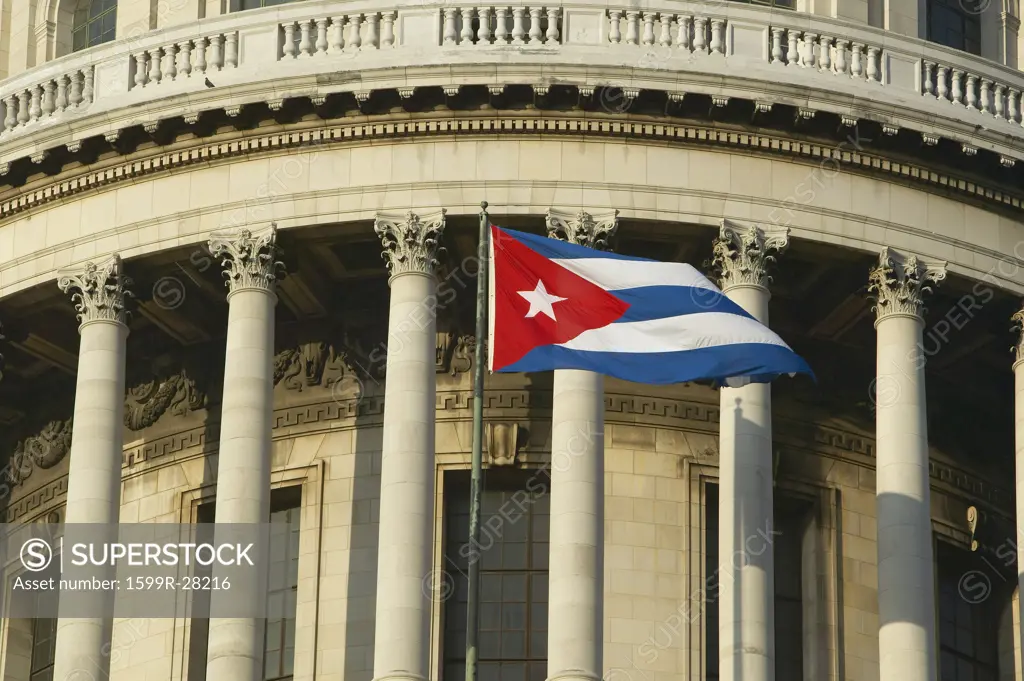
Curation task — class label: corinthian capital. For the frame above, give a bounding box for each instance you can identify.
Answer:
[57,255,133,328]
[545,209,619,249]
[374,210,447,278]
[867,248,946,324]
[208,225,283,295]
[711,220,789,291]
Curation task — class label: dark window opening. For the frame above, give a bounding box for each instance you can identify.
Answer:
[937,540,999,681]
[72,0,116,52]
[927,0,982,55]
[29,617,57,681]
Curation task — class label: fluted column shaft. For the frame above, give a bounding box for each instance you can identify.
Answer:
[544,209,618,681]
[52,256,132,681]
[869,249,945,681]
[205,226,281,681]
[372,210,446,681]
[711,223,787,681]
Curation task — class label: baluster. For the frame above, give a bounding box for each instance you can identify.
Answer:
[3,95,16,131]
[134,53,148,87]
[625,11,639,45]
[495,8,509,43]
[443,8,457,45]
[966,74,978,109]
[331,17,345,52]
[381,11,396,47]
[28,85,41,121]
[315,19,329,54]
[528,7,542,44]
[55,74,69,110]
[693,17,707,53]
[15,91,29,124]
[478,7,493,44]
[658,14,672,47]
[922,61,935,96]
[819,35,831,72]
[298,20,313,56]
[951,69,964,105]
[546,8,559,43]
[225,32,238,67]
[709,18,724,54]
[283,23,298,58]
[41,81,55,116]
[608,10,622,44]
[866,46,879,81]
[834,38,848,74]
[147,48,162,84]
[995,84,1006,119]
[770,27,784,64]
[979,78,992,114]
[511,8,526,44]
[209,36,223,70]
[641,12,655,45]
[787,30,800,66]
[177,41,193,78]
[936,66,949,100]
[1008,89,1020,123]
[194,37,208,73]
[161,43,178,80]
[347,14,362,50]
[82,68,94,103]
[69,71,83,106]
[366,13,379,48]
[802,33,816,67]
[460,8,475,45]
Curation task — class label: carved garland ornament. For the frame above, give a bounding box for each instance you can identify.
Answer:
[710,220,789,290]
[545,209,619,249]
[124,371,205,431]
[208,225,285,294]
[374,210,447,277]
[7,418,73,486]
[867,247,947,323]
[57,255,134,326]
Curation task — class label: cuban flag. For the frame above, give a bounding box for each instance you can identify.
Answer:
[487,226,813,386]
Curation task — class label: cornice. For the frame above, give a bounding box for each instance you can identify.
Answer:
[1,108,1023,226]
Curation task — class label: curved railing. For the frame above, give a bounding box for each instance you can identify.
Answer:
[0,0,1023,166]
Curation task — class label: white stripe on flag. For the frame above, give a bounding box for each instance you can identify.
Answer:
[556,312,792,354]
[551,257,719,293]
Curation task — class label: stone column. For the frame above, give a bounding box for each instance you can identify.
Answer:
[1011,306,1024,669]
[205,226,282,681]
[868,248,945,681]
[371,210,446,681]
[52,255,133,681]
[710,221,789,681]
[544,209,618,681]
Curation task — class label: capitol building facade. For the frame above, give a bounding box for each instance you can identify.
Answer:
[0,0,1023,678]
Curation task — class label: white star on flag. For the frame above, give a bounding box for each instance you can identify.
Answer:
[518,280,567,321]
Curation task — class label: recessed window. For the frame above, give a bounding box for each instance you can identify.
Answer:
[937,540,999,681]
[229,0,293,13]
[72,0,116,52]
[442,470,550,681]
[726,0,795,10]
[30,617,57,681]
[927,0,981,55]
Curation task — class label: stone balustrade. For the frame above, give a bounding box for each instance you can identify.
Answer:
[1,0,1024,162]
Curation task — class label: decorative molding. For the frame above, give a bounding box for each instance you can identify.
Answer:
[484,422,521,466]
[867,247,947,323]
[208,224,284,295]
[273,339,370,392]
[57,254,133,327]
[124,370,205,430]
[921,133,939,146]
[436,332,474,375]
[545,208,619,249]
[4,475,68,523]
[374,209,447,277]
[710,219,789,290]
[7,418,73,487]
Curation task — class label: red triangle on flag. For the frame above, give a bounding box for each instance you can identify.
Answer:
[490,225,630,370]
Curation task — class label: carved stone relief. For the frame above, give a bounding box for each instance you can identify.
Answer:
[484,422,521,466]
[124,370,205,430]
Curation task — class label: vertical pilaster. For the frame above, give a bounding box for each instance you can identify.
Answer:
[52,255,132,681]
[372,209,446,681]
[544,208,618,681]
[205,225,282,681]
[868,248,945,681]
[1010,305,1024,672]
[711,221,788,681]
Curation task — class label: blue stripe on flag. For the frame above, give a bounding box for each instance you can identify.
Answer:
[612,286,756,323]
[498,228,653,262]
[501,343,814,385]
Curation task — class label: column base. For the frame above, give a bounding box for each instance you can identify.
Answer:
[547,670,602,681]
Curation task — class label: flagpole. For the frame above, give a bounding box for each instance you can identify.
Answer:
[465,201,489,681]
